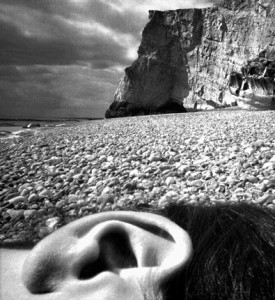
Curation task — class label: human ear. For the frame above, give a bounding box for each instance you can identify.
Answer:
[22,211,192,300]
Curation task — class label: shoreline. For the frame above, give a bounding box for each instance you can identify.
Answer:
[0,119,102,138]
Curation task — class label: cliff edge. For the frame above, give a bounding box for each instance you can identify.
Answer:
[105,0,275,118]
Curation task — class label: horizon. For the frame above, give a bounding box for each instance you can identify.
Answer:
[0,117,104,122]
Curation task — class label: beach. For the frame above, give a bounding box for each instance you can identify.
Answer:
[1,110,275,245]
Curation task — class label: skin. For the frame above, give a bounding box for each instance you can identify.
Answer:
[0,250,142,300]
[1,211,192,300]
[0,248,32,300]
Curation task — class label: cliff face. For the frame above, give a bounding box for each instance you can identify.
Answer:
[105,0,275,118]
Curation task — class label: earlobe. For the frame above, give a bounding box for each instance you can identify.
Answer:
[22,211,192,299]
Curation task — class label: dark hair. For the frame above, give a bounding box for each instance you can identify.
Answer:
[154,202,275,300]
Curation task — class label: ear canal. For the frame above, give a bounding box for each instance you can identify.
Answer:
[22,211,192,294]
[100,230,138,269]
[78,229,138,280]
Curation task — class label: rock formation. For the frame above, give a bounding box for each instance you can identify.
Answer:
[229,46,275,109]
[105,0,275,118]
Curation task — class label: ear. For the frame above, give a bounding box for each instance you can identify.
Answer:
[22,211,192,300]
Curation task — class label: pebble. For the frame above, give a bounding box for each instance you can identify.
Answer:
[1,110,275,243]
[39,189,54,198]
[266,179,275,188]
[262,162,275,170]
[45,217,60,230]
[246,176,259,183]
[101,187,114,195]
[257,193,273,204]
[6,209,24,219]
[138,180,153,190]
[20,189,30,196]
[56,199,67,208]
[244,147,255,156]
[149,152,162,162]
[4,193,20,201]
[159,193,176,207]
[18,184,31,193]
[253,140,265,148]
[187,179,204,188]
[38,227,52,239]
[202,170,212,180]
[28,193,39,202]
[24,210,37,219]
[151,187,162,195]
[129,169,139,178]
[97,194,115,205]
[30,204,39,209]
[7,196,26,205]
[165,177,175,186]
[76,199,87,207]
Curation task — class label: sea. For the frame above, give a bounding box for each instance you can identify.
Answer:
[0,118,103,138]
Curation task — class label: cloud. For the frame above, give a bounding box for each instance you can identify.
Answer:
[0,0,140,68]
[0,0,216,119]
[0,64,123,119]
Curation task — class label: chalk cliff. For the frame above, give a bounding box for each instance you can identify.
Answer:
[105,0,275,118]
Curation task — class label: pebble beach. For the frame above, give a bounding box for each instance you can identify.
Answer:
[1,109,275,245]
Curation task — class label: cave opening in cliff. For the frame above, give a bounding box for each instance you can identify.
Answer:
[243,81,249,91]
[228,72,242,96]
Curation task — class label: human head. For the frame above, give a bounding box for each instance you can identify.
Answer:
[21,202,275,299]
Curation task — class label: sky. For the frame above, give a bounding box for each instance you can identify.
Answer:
[0,0,216,120]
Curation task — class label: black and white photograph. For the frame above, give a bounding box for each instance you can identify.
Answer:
[0,0,275,299]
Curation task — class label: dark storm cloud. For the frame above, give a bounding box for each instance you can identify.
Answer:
[0,20,79,66]
[0,64,123,119]
[0,1,139,68]
[0,0,142,35]
[0,19,132,68]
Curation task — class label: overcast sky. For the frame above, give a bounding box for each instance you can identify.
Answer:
[0,0,215,120]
